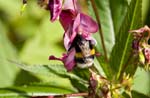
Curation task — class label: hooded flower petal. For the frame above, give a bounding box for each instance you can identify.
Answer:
[77,13,98,33]
[48,0,63,22]
[59,10,76,31]
[48,0,78,23]
[49,48,76,71]
[71,13,98,42]
[59,0,78,30]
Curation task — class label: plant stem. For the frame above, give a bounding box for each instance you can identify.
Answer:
[90,0,108,61]
[32,93,88,98]
[52,92,88,97]
[118,52,133,80]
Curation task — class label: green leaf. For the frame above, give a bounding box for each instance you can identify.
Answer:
[96,56,113,79]
[109,0,142,79]
[109,0,130,35]
[131,90,150,98]
[89,0,115,57]
[133,68,150,96]
[9,60,84,81]
[142,0,150,23]
[0,86,74,97]
[9,60,87,91]
[8,60,67,77]
[123,90,150,98]
[13,70,41,86]
[88,0,115,79]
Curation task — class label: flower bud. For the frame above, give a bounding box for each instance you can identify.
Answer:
[130,25,150,70]
[89,70,110,98]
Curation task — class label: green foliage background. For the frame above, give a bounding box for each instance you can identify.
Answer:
[0,0,150,97]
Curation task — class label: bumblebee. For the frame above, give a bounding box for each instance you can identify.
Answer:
[70,34,96,68]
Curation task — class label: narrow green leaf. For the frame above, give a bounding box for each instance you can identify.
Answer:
[109,0,130,35]
[0,86,74,97]
[9,60,87,90]
[142,0,150,23]
[88,0,115,57]
[8,60,67,77]
[88,0,115,78]
[96,56,113,79]
[109,0,142,79]
[13,70,41,86]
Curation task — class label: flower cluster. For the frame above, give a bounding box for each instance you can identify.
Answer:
[89,70,111,98]
[48,0,99,71]
[130,25,150,70]
[89,70,133,98]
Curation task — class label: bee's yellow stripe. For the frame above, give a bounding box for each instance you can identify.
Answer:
[75,53,83,58]
[75,49,95,58]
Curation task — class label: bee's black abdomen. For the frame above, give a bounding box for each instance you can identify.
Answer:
[75,55,94,64]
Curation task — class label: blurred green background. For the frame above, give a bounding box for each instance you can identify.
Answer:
[0,0,150,97]
[0,0,67,88]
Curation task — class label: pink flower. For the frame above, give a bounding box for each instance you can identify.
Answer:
[49,48,76,71]
[130,25,150,70]
[63,13,98,50]
[48,0,98,50]
[49,0,99,71]
[48,0,77,22]
[59,9,77,31]
[49,34,100,71]
[89,70,110,98]
[48,0,63,22]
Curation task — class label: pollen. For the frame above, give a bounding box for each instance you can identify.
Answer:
[90,49,95,55]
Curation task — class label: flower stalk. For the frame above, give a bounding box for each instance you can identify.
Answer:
[32,93,88,98]
[90,0,108,61]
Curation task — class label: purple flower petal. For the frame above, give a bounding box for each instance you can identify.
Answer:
[63,13,98,50]
[78,13,99,33]
[49,48,76,71]
[129,25,149,33]
[59,10,76,31]
[63,25,73,50]
[144,48,150,64]
[48,0,62,22]
[63,48,76,71]
[132,39,139,50]
[59,0,78,30]
[71,13,98,42]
